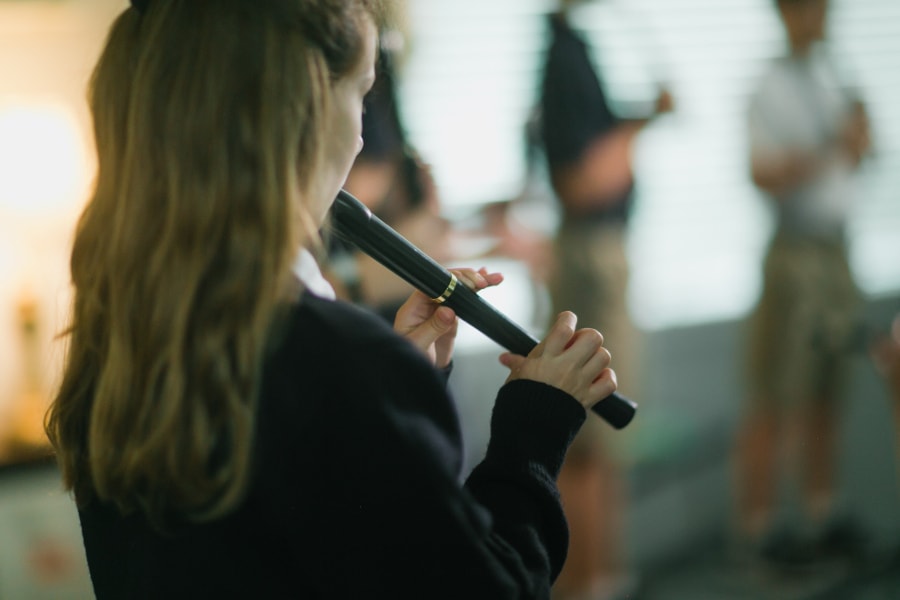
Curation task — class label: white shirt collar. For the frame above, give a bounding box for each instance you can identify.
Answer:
[292,249,336,300]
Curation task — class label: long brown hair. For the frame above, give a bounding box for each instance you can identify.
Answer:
[46,0,377,526]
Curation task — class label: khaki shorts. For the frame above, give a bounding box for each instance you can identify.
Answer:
[745,233,861,410]
[548,222,641,459]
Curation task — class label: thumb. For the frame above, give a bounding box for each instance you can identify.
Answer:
[405,306,456,349]
[499,352,526,372]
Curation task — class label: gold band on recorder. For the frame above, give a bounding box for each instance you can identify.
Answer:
[431,274,458,304]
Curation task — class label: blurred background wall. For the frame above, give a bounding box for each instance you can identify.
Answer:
[0,0,897,597]
[0,3,122,596]
[0,0,122,458]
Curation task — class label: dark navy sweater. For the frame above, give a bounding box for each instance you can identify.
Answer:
[79,292,586,599]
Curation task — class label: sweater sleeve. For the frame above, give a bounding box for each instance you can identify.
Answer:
[312,340,585,598]
[465,380,587,582]
[273,297,588,598]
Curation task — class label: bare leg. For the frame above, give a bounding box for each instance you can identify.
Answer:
[801,401,838,523]
[552,450,626,600]
[735,408,781,538]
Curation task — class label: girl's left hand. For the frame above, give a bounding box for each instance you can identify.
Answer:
[394,267,503,368]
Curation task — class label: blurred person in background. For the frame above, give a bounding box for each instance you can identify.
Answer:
[534,0,673,598]
[44,0,621,596]
[326,5,453,323]
[735,0,872,567]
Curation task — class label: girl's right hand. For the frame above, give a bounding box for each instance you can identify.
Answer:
[499,311,617,411]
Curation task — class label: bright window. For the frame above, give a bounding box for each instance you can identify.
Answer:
[400,0,900,331]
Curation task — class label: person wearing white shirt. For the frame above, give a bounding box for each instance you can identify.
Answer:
[735,0,872,566]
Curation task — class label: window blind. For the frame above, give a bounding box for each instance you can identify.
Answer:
[398,0,900,330]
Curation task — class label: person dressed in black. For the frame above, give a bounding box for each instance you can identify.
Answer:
[44,0,619,598]
[535,1,672,597]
